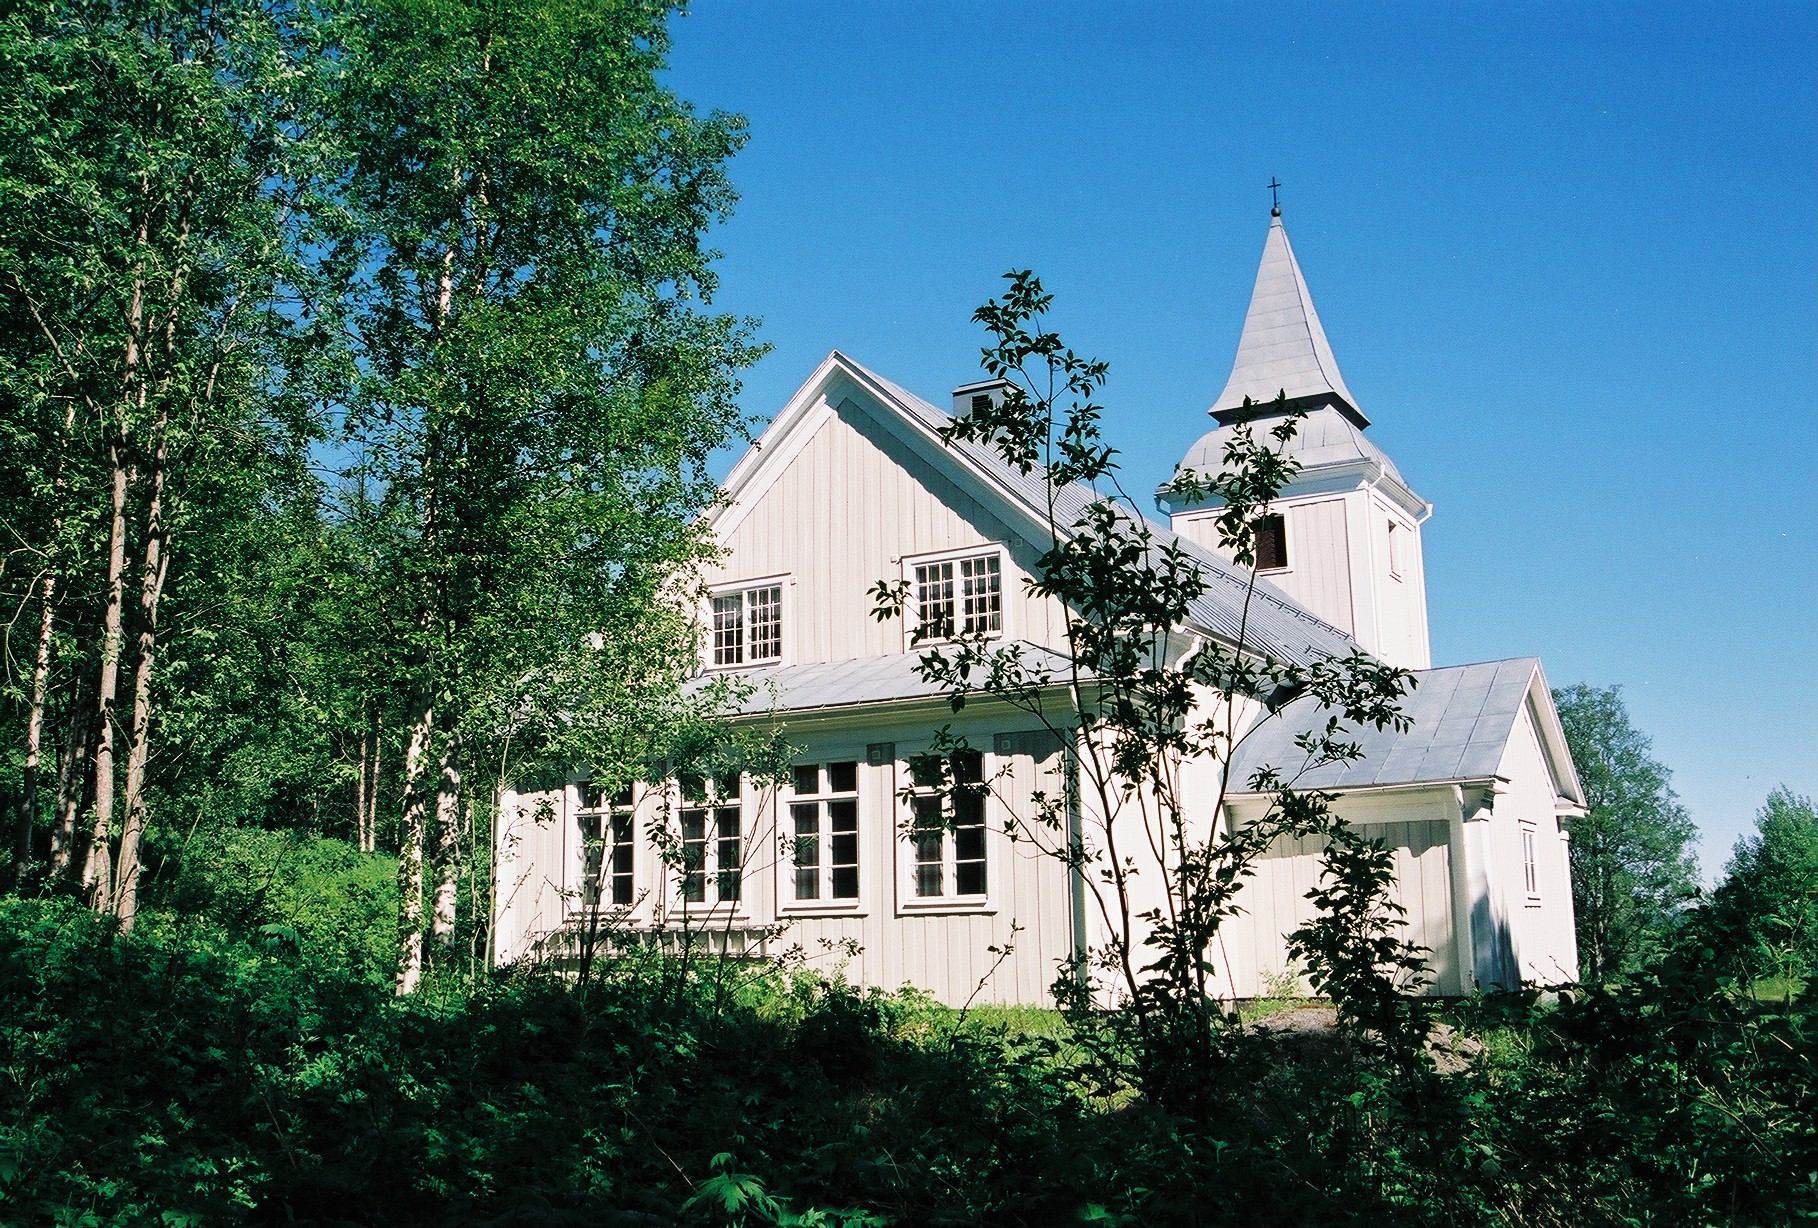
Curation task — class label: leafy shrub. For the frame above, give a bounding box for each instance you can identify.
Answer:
[0,897,1809,1226]
[140,825,397,981]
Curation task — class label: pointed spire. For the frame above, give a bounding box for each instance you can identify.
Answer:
[1209,211,1367,427]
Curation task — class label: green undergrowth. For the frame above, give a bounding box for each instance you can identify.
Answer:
[0,897,1810,1227]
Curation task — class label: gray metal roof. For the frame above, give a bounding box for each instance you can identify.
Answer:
[1209,212,1364,424]
[1175,404,1409,492]
[1228,657,1542,793]
[690,643,1079,716]
[851,360,1358,670]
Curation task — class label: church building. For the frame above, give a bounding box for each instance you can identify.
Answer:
[493,209,1586,1003]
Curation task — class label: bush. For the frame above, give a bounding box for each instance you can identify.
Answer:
[0,896,1809,1226]
[141,825,397,982]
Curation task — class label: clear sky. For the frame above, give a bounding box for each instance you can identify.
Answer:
[662,1,1817,877]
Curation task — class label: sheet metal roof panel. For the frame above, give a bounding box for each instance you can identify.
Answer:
[1229,657,1540,792]
[1176,406,1408,491]
[847,357,1358,670]
[1210,215,1362,420]
[692,643,1082,717]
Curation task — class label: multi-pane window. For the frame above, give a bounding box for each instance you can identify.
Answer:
[908,749,987,899]
[1252,514,1288,571]
[789,761,860,902]
[913,553,1002,641]
[679,772,743,905]
[577,783,635,908]
[1522,826,1540,898]
[710,584,783,667]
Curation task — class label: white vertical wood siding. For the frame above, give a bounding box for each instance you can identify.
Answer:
[704,389,1065,664]
[1218,789,1464,999]
[1364,492,1431,670]
[1491,704,1581,985]
[1276,496,1355,636]
[1173,495,1357,638]
[494,787,574,966]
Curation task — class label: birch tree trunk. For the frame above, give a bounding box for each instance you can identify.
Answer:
[431,733,462,948]
[51,670,93,876]
[394,694,435,995]
[83,440,132,906]
[354,700,370,851]
[85,233,148,907]
[113,418,173,929]
[365,726,382,853]
[9,573,57,886]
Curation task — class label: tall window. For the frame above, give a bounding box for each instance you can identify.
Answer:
[907,749,987,899]
[711,584,782,667]
[1522,825,1540,898]
[1387,520,1405,578]
[679,772,743,904]
[577,783,635,908]
[789,761,860,902]
[913,553,1002,641]
[1252,514,1288,571]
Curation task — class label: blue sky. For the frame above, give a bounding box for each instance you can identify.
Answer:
[663,1,1817,876]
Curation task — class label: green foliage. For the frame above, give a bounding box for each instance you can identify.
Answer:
[140,826,397,982]
[0,899,1809,1226]
[871,270,1414,1113]
[1553,683,1700,981]
[1288,823,1433,1054]
[1706,788,1818,986]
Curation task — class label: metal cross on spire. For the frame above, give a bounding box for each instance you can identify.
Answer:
[1267,177,1282,217]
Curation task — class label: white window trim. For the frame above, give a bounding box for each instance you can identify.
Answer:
[571,782,640,913]
[1387,519,1406,581]
[894,746,998,917]
[898,544,1009,650]
[777,752,869,918]
[1520,821,1542,905]
[668,774,753,919]
[701,573,792,672]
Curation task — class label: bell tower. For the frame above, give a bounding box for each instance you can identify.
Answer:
[1160,207,1433,669]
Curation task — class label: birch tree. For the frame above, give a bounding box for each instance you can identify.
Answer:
[0,0,328,921]
[331,0,755,993]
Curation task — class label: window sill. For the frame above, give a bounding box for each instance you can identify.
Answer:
[907,630,1005,650]
[667,905,754,925]
[698,658,784,674]
[897,896,995,917]
[779,899,867,918]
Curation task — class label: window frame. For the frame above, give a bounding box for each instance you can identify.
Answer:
[900,545,1007,647]
[703,575,789,671]
[895,746,996,915]
[674,770,748,913]
[1387,519,1406,580]
[574,781,638,912]
[779,756,868,917]
[1520,821,1541,903]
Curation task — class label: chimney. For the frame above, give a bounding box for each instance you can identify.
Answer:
[951,377,1013,418]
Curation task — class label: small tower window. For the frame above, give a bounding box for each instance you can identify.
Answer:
[1387,521,1405,579]
[1252,514,1288,571]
